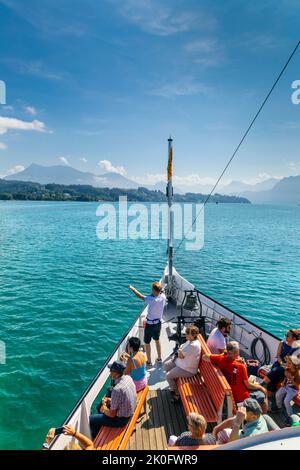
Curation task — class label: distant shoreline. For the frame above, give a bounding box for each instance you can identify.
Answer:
[0,179,251,204]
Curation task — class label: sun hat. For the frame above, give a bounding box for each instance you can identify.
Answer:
[108,360,126,374]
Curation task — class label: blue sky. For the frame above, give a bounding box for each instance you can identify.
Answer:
[0,0,300,190]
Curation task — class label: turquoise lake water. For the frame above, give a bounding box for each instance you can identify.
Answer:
[0,201,299,449]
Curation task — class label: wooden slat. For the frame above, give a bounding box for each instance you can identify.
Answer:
[155,390,168,449]
[127,389,187,450]
[140,391,154,449]
[151,390,165,449]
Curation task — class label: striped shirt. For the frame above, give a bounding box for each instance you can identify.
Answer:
[175,432,216,446]
[110,375,137,418]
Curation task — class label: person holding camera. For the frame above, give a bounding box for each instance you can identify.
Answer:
[42,425,91,450]
[89,361,136,439]
[120,337,147,392]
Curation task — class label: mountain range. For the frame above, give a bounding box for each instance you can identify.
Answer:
[5,163,139,189]
[4,164,300,203]
[220,178,280,195]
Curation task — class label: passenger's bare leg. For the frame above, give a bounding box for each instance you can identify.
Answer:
[261,398,268,414]
[145,343,151,363]
[155,340,162,361]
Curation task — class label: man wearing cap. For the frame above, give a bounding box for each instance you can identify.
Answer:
[213,398,268,443]
[89,361,137,439]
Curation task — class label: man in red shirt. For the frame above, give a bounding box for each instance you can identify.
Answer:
[203,341,268,413]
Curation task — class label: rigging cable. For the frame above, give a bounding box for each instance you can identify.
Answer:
[173,40,300,257]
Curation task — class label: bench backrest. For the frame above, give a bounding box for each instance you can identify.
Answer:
[197,334,232,413]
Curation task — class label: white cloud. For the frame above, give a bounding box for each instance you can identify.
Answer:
[131,173,216,187]
[4,165,25,176]
[0,142,7,150]
[242,34,280,50]
[0,116,47,135]
[59,156,70,166]
[25,106,38,116]
[151,79,211,98]
[110,0,216,36]
[2,105,14,113]
[21,60,63,81]
[184,39,218,54]
[80,157,88,163]
[98,159,126,175]
[288,161,300,172]
[184,38,225,68]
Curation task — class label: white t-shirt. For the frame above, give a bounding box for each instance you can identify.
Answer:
[144,293,166,321]
[207,327,226,354]
[175,340,201,374]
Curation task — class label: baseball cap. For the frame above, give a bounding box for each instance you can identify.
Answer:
[108,361,126,374]
[242,398,262,415]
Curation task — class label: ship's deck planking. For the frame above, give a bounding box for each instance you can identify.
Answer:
[126,389,287,450]
[127,389,216,450]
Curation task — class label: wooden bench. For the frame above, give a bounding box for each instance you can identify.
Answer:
[177,334,236,423]
[94,385,149,450]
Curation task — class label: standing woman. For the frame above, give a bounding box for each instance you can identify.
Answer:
[128,282,166,366]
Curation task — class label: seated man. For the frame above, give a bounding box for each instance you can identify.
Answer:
[203,341,268,413]
[213,398,268,443]
[89,361,137,440]
[168,412,216,447]
[207,317,232,354]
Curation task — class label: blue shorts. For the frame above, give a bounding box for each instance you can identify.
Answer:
[144,322,161,344]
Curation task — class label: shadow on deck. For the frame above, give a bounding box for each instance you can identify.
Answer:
[127,389,188,450]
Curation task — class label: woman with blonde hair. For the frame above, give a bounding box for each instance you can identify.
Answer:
[168,412,215,446]
[164,325,201,403]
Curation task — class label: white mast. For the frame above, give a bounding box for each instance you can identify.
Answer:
[167,136,173,289]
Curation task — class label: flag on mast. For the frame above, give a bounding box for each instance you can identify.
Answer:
[167,141,173,180]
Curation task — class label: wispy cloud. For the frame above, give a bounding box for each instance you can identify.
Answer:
[21,61,63,81]
[59,156,70,166]
[1,105,14,113]
[151,78,212,98]
[0,0,88,37]
[204,122,236,131]
[24,106,38,116]
[80,157,88,163]
[0,116,47,135]
[98,159,126,175]
[183,38,226,67]
[4,165,25,176]
[131,172,216,187]
[275,121,300,131]
[241,34,281,51]
[0,142,7,150]
[288,161,300,172]
[110,0,216,36]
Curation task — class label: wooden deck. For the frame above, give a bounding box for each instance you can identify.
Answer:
[126,389,288,450]
[127,389,188,450]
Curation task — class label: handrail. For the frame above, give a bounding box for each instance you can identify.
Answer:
[195,288,280,341]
